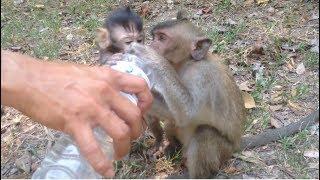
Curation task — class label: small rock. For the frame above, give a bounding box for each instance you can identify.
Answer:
[296,63,306,75]
[267,6,275,13]
[214,25,227,34]
[13,0,24,5]
[310,14,319,21]
[195,9,203,16]
[281,43,299,52]
[310,46,319,53]
[10,46,22,51]
[309,124,319,136]
[310,38,319,47]
[309,38,319,53]
[9,167,19,175]
[304,150,319,158]
[39,27,49,33]
[225,18,237,26]
[66,34,73,41]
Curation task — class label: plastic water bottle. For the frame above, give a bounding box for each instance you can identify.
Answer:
[32,54,153,179]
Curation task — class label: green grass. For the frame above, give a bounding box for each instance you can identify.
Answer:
[1,0,111,59]
[304,51,319,69]
[245,107,271,133]
[278,130,311,178]
[208,23,245,54]
[216,0,233,12]
[252,72,275,103]
[290,84,310,101]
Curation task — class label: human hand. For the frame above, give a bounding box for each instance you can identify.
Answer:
[1,50,153,177]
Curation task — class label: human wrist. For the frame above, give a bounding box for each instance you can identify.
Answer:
[1,50,37,107]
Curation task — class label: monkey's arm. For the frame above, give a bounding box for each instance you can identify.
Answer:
[151,62,204,126]
[240,109,319,150]
[128,44,204,125]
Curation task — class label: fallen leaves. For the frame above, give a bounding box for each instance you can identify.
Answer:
[139,1,151,18]
[34,4,45,9]
[269,105,283,111]
[246,45,265,58]
[238,81,254,92]
[287,100,302,111]
[242,91,256,109]
[270,117,283,128]
[223,166,241,174]
[256,0,269,5]
[233,151,265,165]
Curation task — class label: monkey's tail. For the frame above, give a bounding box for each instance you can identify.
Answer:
[240,109,319,150]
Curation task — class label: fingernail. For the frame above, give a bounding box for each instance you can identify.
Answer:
[104,169,115,177]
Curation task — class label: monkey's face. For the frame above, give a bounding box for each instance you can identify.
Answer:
[151,28,190,64]
[111,25,144,52]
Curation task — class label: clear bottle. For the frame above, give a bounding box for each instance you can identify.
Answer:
[32,54,153,179]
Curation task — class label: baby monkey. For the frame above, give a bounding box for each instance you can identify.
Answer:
[97,6,145,65]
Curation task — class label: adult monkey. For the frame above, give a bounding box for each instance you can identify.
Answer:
[127,12,246,178]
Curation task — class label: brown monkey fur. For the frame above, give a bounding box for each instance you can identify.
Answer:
[127,12,246,178]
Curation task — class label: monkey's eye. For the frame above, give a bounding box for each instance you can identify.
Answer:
[158,34,166,41]
[125,41,133,45]
[137,39,143,43]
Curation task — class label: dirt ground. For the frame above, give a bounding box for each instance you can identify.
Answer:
[1,0,319,178]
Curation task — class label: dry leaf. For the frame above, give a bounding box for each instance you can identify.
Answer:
[35,4,45,9]
[291,88,297,97]
[303,150,319,158]
[274,85,283,90]
[242,92,256,109]
[296,63,306,75]
[233,152,264,165]
[238,81,253,92]
[244,0,254,5]
[202,7,213,14]
[270,92,283,104]
[247,45,265,58]
[288,100,302,110]
[139,1,151,18]
[224,166,241,174]
[270,117,283,128]
[286,62,294,71]
[256,0,269,5]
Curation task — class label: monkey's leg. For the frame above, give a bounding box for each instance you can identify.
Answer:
[163,119,182,158]
[146,115,164,146]
[186,125,234,178]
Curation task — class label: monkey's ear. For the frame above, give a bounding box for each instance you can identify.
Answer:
[191,38,212,61]
[176,10,188,21]
[96,28,110,49]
